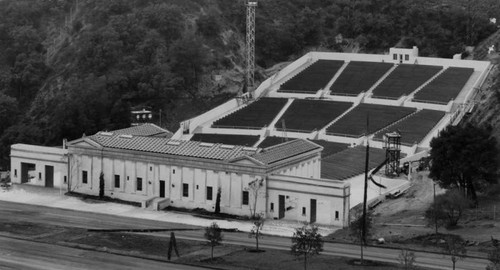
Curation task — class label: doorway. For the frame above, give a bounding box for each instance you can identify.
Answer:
[310,199,317,223]
[21,163,36,183]
[159,180,165,198]
[45,165,54,187]
[278,195,285,219]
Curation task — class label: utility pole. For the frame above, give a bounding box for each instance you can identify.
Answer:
[245,1,257,93]
[361,114,369,264]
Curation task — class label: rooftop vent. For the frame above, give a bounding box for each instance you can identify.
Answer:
[100,132,113,136]
[118,134,133,139]
[220,144,235,150]
[167,141,181,146]
[200,142,214,147]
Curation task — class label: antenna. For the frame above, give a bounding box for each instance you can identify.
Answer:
[246,1,257,93]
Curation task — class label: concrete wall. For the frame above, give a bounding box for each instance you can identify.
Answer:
[10,144,68,189]
[267,175,350,227]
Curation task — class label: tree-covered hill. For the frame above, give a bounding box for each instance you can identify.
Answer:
[0,0,498,168]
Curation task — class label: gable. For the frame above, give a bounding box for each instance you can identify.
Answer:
[67,138,102,149]
[228,156,264,166]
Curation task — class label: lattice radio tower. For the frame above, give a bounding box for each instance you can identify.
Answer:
[245,1,257,93]
[384,131,402,176]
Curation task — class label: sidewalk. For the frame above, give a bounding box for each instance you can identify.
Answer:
[0,184,340,237]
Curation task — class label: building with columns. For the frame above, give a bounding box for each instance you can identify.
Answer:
[11,124,350,227]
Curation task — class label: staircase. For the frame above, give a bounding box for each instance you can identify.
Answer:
[408,67,447,99]
[142,197,170,211]
[321,61,350,97]
[268,98,295,130]
[365,64,398,96]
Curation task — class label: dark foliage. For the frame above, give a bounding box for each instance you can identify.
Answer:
[429,124,498,203]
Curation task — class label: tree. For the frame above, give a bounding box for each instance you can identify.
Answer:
[443,236,467,270]
[244,177,264,219]
[429,124,498,204]
[248,215,264,252]
[487,246,500,270]
[204,222,223,261]
[398,248,417,270]
[291,224,323,270]
[425,189,470,228]
[0,93,19,133]
[350,209,373,264]
[99,172,105,199]
[215,187,221,214]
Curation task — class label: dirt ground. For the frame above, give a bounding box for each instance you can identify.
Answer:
[330,170,500,254]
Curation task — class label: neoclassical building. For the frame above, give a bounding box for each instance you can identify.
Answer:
[11,124,350,227]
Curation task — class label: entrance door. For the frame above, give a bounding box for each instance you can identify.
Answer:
[278,195,285,219]
[45,165,54,188]
[159,180,165,198]
[310,199,317,223]
[21,163,35,183]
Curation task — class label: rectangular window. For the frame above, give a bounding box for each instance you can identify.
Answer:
[64,176,67,183]
[405,54,409,61]
[172,169,176,174]
[335,211,339,220]
[270,203,274,212]
[206,186,213,200]
[136,177,143,191]
[39,172,42,179]
[14,169,17,177]
[242,191,249,205]
[182,183,189,197]
[196,185,199,190]
[82,171,88,184]
[302,207,306,216]
[114,175,120,188]
[393,53,397,60]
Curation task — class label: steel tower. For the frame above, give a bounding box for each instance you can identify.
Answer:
[246,1,257,93]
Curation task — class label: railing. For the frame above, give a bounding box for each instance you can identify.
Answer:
[370,95,400,100]
[277,89,320,94]
[411,98,449,105]
[325,132,364,138]
[275,128,315,134]
[329,92,359,97]
[211,125,264,130]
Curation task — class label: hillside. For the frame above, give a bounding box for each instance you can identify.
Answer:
[0,0,499,169]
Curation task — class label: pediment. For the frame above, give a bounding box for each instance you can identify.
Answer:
[67,138,102,149]
[228,155,264,166]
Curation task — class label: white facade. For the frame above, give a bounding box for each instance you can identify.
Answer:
[61,135,350,227]
[10,144,68,189]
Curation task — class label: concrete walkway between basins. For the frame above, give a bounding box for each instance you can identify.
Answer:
[0,184,340,237]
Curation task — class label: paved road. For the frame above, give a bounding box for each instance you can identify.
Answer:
[0,236,207,270]
[0,201,489,270]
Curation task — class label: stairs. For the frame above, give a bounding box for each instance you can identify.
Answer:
[142,197,170,211]
[408,67,447,99]
[365,64,398,96]
[268,98,295,130]
[321,61,350,97]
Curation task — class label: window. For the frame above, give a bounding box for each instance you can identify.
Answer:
[114,175,120,188]
[182,183,189,197]
[64,176,67,183]
[82,171,88,184]
[405,54,409,61]
[302,207,306,216]
[335,211,339,220]
[150,166,152,171]
[206,186,213,200]
[172,169,176,174]
[242,191,249,205]
[39,172,42,179]
[14,169,17,177]
[393,53,397,60]
[196,185,199,190]
[137,177,143,191]
[270,203,274,212]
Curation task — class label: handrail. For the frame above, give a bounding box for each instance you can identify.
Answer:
[211,125,264,130]
[411,98,450,105]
